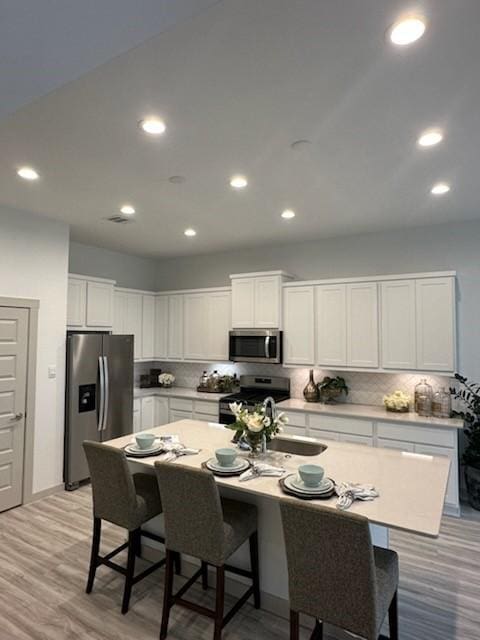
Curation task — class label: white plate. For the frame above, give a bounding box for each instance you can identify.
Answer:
[206,458,249,473]
[125,440,164,455]
[285,475,334,495]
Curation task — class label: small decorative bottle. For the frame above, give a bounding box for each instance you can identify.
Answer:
[415,378,433,417]
[303,369,319,403]
[432,387,452,419]
[199,370,209,389]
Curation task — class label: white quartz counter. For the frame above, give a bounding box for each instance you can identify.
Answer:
[134,386,229,401]
[277,398,463,430]
[109,419,450,538]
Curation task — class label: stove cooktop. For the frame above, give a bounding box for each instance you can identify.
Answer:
[221,388,290,405]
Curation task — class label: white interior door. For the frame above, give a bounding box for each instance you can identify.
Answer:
[0,307,28,512]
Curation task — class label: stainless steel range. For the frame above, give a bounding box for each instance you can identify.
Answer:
[219,375,290,424]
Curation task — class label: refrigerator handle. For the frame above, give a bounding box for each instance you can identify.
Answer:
[103,356,109,431]
[98,356,105,432]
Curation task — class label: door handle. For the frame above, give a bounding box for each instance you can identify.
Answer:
[98,356,105,432]
[102,356,109,431]
[10,412,23,421]
[265,335,270,359]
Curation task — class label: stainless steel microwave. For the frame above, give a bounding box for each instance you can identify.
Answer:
[229,330,283,364]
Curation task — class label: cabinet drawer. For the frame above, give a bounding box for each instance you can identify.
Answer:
[194,400,218,416]
[377,437,415,453]
[377,422,456,448]
[338,433,373,447]
[169,409,192,422]
[309,429,339,442]
[309,415,373,437]
[170,397,194,412]
[281,411,307,428]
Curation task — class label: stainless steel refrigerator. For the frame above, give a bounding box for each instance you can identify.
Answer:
[64,332,133,490]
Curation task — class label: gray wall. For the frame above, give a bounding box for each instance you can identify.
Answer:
[69,241,158,290]
[155,220,480,380]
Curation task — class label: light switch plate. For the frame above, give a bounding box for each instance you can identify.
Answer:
[48,365,56,379]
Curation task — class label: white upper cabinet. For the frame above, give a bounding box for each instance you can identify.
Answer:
[346,282,379,368]
[113,290,128,334]
[231,272,293,329]
[67,278,86,327]
[126,293,143,360]
[207,290,231,361]
[184,293,208,360]
[381,280,416,369]
[316,284,347,366]
[155,296,169,359]
[231,278,255,328]
[283,286,315,365]
[416,277,455,372]
[142,295,155,360]
[254,276,280,328]
[86,281,114,327]
[168,295,184,359]
[67,275,114,329]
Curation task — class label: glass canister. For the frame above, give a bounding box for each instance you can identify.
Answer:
[414,378,433,413]
[432,387,452,419]
[415,378,433,416]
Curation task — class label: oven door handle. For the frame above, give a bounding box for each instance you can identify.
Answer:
[265,335,270,359]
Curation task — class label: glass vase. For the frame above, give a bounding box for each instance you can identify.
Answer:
[245,432,266,458]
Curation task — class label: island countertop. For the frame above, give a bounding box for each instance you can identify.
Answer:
[106,419,450,538]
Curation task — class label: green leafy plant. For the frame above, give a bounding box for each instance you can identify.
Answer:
[317,376,349,400]
[450,373,480,468]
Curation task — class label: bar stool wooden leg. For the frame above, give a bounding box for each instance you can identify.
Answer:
[249,532,261,609]
[201,561,209,590]
[121,531,137,614]
[310,620,323,640]
[86,517,101,594]
[133,528,142,557]
[389,591,398,640]
[213,566,225,640]
[174,552,182,576]
[160,551,175,640]
[290,610,300,640]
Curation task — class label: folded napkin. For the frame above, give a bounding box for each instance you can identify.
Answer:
[239,463,286,482]
[161,444,201,461]
[335,482,379,511]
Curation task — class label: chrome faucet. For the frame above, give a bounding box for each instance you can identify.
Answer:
[263,396,277,422]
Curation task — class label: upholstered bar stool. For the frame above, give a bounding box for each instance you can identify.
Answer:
[154,461,260,640]
[83,441,171,614]
[280,501,399,640]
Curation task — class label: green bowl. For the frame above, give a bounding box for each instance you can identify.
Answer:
[215,448,238,467]
[298,464,325,487]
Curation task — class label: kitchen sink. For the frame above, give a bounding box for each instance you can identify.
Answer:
[267,436,327,457]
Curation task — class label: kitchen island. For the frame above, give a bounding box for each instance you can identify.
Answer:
[105,419,450,610]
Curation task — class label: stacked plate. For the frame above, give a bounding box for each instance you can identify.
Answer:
[205,457,250,477]
[124,440,165,458]
[280,474,336,500]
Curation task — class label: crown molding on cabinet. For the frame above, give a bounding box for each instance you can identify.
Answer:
[283,271,457,288]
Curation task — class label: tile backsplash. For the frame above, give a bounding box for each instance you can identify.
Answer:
[135,361,453,407]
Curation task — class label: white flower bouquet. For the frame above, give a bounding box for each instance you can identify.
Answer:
[226,402,288,455]
[383,390,411,413]
[158,373,175,387]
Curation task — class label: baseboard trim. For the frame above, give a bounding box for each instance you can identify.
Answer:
[25,483,64,504]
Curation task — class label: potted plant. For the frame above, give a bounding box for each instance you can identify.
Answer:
[317,376,349,404]
[450,373,480,510]
[226,402,288,457]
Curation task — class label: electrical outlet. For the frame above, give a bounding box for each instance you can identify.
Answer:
[48,365,56,379]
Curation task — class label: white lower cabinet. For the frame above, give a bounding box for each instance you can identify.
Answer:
[133,399,141,433]
[140,396,155,430]
[155,397,169,426]
[337,433,374,446]
[376,438,415,452]
[169,408,193,422]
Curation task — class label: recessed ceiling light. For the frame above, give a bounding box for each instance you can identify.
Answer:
[230,175,248,189]
[184,228,197,237]
[120,204,135,215]
[418,129,443,147]
[389,16,426,46]
[281,209,296,219]
[139,118,166,135]
[17,166,39,181]
[431,183,450,195]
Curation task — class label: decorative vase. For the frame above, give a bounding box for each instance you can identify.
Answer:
[245,432,266,458]
[303,370,319,403]
[465,465,480,511]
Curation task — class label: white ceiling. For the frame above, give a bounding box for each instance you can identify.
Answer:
[1,0,480,258]
[0,0,220,117]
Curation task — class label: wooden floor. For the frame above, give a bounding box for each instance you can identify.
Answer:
[0,487,479,640]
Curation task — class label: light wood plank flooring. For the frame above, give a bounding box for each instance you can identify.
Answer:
[0,487,478,640]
